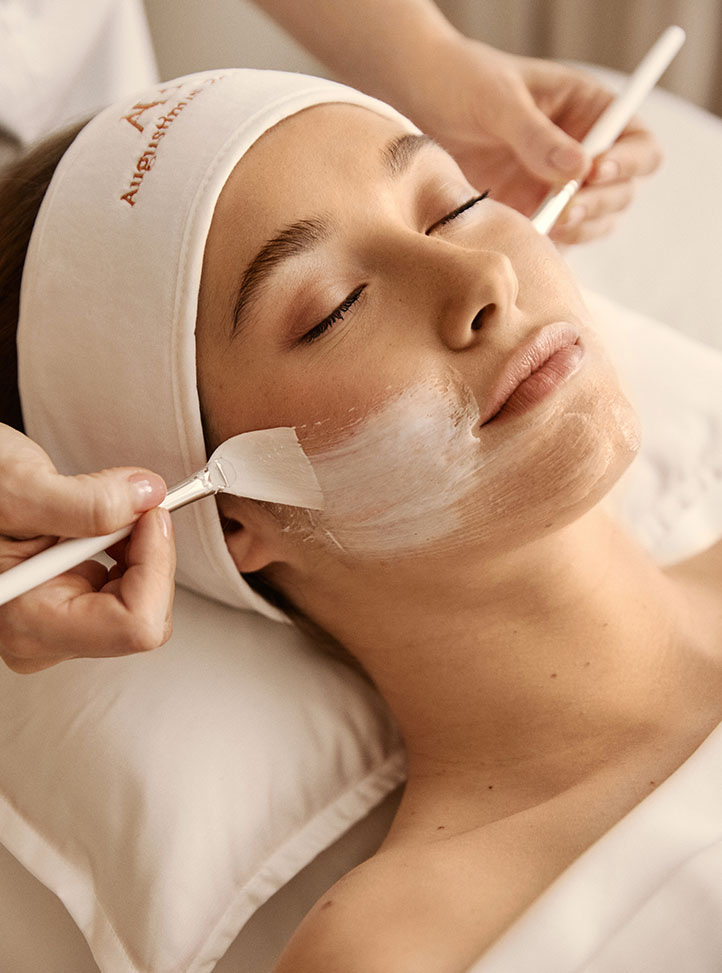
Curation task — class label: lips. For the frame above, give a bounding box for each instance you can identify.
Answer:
[480,322,583,425]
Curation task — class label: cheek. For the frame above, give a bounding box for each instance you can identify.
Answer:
[299,376,483,553]
[280,348,639,560]
[492,205,587,314]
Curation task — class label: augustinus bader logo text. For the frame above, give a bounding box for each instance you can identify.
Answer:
[119,76,224,207]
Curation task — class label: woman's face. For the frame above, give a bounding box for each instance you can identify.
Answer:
[197,103,639,568]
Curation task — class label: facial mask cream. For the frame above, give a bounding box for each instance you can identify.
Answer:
[291,355,639,560]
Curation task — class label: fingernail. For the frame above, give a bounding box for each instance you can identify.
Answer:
[593,159,619,183]
[129,472,166,511]
[158,507,172,539]
[548,144,584,175]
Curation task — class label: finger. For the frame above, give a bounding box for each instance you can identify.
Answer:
[62,507,175,657]
[3,465,167,540]
[504,98,591,186]
[1,508,175,663]
[116,507,176,645]
[550,213,619,246]
[2,652,68,674]
[107,563,124,583]
[587,127,663,184]
[106,535,131,572]
[554,180,635,230]
[0,570,98,671]
[66,559,110,590]
[0,534,57,571]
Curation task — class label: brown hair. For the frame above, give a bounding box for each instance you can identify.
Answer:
[0,122,88,431]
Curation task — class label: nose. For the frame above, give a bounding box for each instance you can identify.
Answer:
[430,245,520,351]
[390,233,519,351]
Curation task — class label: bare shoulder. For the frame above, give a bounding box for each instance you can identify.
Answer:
[272,819,556,973]
[273,855,423,973]
[273,848,475,973]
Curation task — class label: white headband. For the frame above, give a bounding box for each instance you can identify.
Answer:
[17,69,417,620]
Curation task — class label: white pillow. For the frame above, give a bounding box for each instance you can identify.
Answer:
[0,289,721,973]
[587,289,722,561]
[0,599,404,972]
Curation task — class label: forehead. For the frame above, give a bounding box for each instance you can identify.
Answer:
[199,104,412,327]
[208,103,409,241]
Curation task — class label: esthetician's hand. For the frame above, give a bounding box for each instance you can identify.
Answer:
[254,0,662,246]
[378,37,663,245]
[0,424,175,673]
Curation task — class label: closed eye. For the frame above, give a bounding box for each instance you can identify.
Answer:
[299,189,490,345]
[300,284,366,345]
[427,190,490,234]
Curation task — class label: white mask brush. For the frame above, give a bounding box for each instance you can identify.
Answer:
[0,428,323,607]
[531,25,685,235]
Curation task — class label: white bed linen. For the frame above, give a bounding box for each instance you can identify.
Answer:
[469,721,722,973]
[0,793,401,973]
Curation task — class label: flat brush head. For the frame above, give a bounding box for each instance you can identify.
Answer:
[208,427,324,510]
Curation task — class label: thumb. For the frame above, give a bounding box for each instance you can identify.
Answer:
[26,467,167,539]
[499,95,590,185]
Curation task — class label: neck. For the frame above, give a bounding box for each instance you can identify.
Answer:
[294,507,719,795]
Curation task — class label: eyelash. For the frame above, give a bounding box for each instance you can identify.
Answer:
[300,189,490,345]
[301,284,367,344]
[427,189,490,233]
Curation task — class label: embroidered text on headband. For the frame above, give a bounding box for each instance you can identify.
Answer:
[17,69,418,620]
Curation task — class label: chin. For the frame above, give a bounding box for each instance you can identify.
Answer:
[446,354,642,557]
[532,398,641,538]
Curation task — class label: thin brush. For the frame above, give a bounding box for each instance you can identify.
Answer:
[0,427,323,607]
[531,25,686,235]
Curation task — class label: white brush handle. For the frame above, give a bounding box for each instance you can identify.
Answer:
[0,473,212,607]
[531,25,685,234]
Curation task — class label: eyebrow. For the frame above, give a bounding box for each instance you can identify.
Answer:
[229,132,438,338]
[381,132,438,178]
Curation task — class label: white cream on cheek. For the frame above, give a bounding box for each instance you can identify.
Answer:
[286,348,640,560]
[301,378,483,554]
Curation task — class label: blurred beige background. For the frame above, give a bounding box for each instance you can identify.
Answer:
[142,0,325,79]
[143,0,722,117]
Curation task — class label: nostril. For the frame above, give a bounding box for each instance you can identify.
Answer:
[471,304,493,331]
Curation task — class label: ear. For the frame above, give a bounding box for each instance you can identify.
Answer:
[220,513,280,574]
